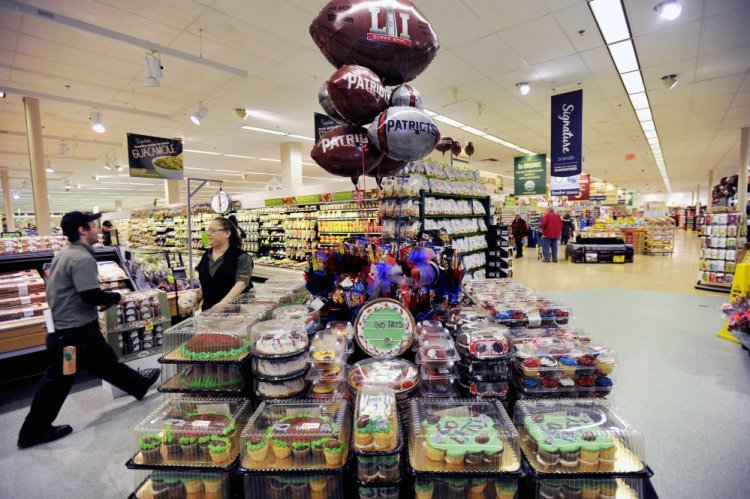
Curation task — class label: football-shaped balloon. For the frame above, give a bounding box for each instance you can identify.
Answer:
[729,174,739,186]
[368,106,440,162]
[451,140,462,156]
[465,141,475,157]
[390,84,423,109]
[720,176,728,185]
[311,126,383,183]
[435,137,453,154]
[310,0,440,86]
[326,65,388,125]
[318,84,347,124]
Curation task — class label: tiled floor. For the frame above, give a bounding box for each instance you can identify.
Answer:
[1,231,748,498]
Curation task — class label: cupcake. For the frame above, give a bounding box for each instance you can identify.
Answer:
[446,478,466,495]
[540,377,558,389]
[445,447,466,465]
[521,357,541,377]
[495,480,518,499]
[538,357,558,377]
[372,419,394,450]
[483,445,503,467]
[576,355,597,375]
[179,436,198,462]
[561,481,583,499]
[221,422,236,439]
[415,481,434,499]
[595,376,613,396]
[424,439,446,462]
[559,443,580,467]
[163,430,181,460]
[599,440,616,464]
[580,435,600,466]
[378,487,399,499]
[581,482,599,499]
[323,438,344,466]
[558,376,575,389]
[272,439,291,460]
[600,479,618,498]
[353,416,373,449]
[198,435,212,458]
[310,437,329,462]
[358,456,379,482]
[309,476,328,492]
[596,355,615,375]
[536,442,559,466]
[577,376,596,388]
[289,478,308,499]
[559,356,577,376]
[202,474,224,499]
[184,477,204,498]
[291,441,311,462]
[469,478,487,494]
[246,436,268,462]
[379,455,400,482]
[539,479,561,499]
[209,436,232,465]
[522,377,539,392]
[465,449,483,466]
[268,478,288,499]
[139,434,162,464]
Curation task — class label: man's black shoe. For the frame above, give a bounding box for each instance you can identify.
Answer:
[135,368,161,400]
[18,424,73,449]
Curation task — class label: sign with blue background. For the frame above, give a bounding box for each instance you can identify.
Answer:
[550,90,583,189]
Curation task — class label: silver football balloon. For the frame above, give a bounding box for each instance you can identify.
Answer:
[389,84,423,109]
[318,83,347,124]
[368,106,440,162]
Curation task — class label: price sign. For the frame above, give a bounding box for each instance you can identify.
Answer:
[144,320,154,332]
[613,255,625,263]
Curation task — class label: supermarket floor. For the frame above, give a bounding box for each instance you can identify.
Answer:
[1,232,749,499]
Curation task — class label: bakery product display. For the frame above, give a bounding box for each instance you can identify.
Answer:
[456,323,512,359]
[161,315,256,362]
[133,470,230,499]
[352,385,400,453]
[243,473,343,499]
[253,374,307,399]
[240,399,350,470]
[515,399,645,474]
[251,319,308,357]
[354,298,415,357]
[132,397,249,468]
[252,351,308,379]
[408,399,520,473]
[347,358,419,403]
[416,335,461,398]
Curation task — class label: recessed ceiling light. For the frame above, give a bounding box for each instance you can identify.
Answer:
[661,74,678,90]
[654,0,681,20]
[190,103,208,125]
[516,82,530,96]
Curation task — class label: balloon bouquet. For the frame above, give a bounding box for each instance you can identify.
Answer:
[306,0,465,320]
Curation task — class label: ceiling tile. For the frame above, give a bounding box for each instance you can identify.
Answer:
[533,54,589,87]
[451,34,529,76]
[420,0,495,48]
[694,45,750,81]
[498,15,576,65]
[636,21,702,69]
[96,0,208,31]
[423,50,486,87]
[552,2,602,52]
[463,0,551,32]
[580,46,617,79]
[698,6,750,55]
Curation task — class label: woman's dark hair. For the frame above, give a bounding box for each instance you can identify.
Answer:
[227,215,239,226]
[213,217,241,248]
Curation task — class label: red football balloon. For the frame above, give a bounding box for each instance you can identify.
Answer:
[451,140,462,156]
[311,126,383,183]
[310,0,440,86]
[327,65,388,125]
[465,141,475,157]
[318,83,347,124]
[435,137,453,154]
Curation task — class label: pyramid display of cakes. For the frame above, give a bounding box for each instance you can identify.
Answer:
[240,399,350,471]
[131,398,249,468]
[352,385,403,485]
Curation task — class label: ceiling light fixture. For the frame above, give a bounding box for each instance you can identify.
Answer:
[235,108,248,119]
[654,0,682,20]
[516,82,530,96]
[190,103,208,125]
[90,109,105,134]
[433,114,466,128]
[661,74,678,90]
[241,125,287,136]
[608,40,639,74]
[287,134,315,141]
[12,192,19,200]
[0,91,6,98]
[45,160,55,173]
[183,148,221,156]
[144,52,163,87]
[589,0,630,44]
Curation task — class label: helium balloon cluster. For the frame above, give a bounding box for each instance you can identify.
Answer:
[310,0,441,185]
[713,174,740,200]
[436,137,475,158]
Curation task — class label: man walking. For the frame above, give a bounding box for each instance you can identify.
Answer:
[540,207,563,263]
[17,211,159,449]
[510,213,529,258]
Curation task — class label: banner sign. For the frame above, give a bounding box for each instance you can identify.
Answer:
[127,133,183,180]
[551,174,581,196]
[568,173,590,201]
[314,113,339,142]
[513,154,546,196]
[550,90,583,177]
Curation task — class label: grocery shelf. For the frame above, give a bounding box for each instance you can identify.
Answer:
[424,213,486,219]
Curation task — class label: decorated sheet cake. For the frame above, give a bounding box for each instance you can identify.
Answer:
[514,399,645,474]
[161,316,257,363]
[240,399,350,471]
[408,399,520,474]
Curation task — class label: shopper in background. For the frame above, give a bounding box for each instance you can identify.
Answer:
[540,207,563,263]
[101,220,114,246]
[227,214,247,241]
[197,217,253,311]
[17,211,160,449]
[561,213,575,246]
[510,213,529,258]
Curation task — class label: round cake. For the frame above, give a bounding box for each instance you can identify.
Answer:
[354,298,415,357]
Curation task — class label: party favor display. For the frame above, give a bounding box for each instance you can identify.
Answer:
[515,399,645,474]
[240,399,351,471]
[131,397,249,469]
[408,399,520,474]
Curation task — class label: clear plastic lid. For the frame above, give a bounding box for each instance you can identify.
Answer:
[408,398,520,473]
[162,316,257,363]
[457,378,510,398]
[132,397,249,468]
[306,364,346,386]
[253,289,295,305]
[513,374,614,398]
[456,357,512,380]
[512,342,617,379]
[211,300,276,321]
[347,358,420,396]
[456,323,512,359]
[514,399,645,474]
[131,470,231,499]
[272,305,313,321]
[240,399,350,471]
[508,326,590,343]
[419,364,459,383]
[160,363,245,394]
[532,476,648,499]
[250,320,308,358]
[244,473,344,499]
[323,321,355,342]
[253,373,308,399]
[492,303,572,328]
[412,476,517,499]
[416,338,460,365]
[310,330,348,368]
[352,385,400,453]
[252,351,309,380]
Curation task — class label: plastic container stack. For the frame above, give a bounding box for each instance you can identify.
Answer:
[306,328,350,400]
[455,321,513,409]
[249,319,310,401]
[415,324,460,398]
[352,385,403,494]
[515,398,652,497]
[272,304,321,336]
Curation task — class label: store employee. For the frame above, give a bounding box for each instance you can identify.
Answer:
[17,211,160,449]
[197,217,253,310]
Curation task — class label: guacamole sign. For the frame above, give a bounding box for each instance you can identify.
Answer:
[127,133,184,180]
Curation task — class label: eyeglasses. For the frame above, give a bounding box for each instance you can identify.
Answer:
[206,227,228,234]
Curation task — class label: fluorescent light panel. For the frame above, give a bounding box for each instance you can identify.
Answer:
[461,125,487,136]
[636,108,653,121]
[433,115,466,128]
[629,92,649,110]
[287,134,314,141]
[241,126,287,136]
[640,120,656,132]
[184,149,221,155]
[621,71,645,94]
[589,0,631,44]
[608,40,639,74]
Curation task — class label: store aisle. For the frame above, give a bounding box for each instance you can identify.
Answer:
[514,231,709,295]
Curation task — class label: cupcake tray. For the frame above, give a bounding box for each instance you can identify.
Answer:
[521,456,654,479]
[518,428,645,475]
[350,415,404,458]
[408,464,522,499]
[242,469,347,499]
[127,468,237,499]
[512,377,612,399]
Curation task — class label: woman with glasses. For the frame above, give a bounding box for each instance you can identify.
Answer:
[196,217,253,310]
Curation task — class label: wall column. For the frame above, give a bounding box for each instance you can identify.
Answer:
[23,97,51,235]
[280,142,303,189]
[740,127,750,216]
[1,169,15,231]
[114,200,123,211]
[165,180,180,204]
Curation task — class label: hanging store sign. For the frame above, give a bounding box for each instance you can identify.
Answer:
[551,174,581,197]
[127,133,183,180]
[314,112,339,142]
[514,154,546,196]
[568,173,590,201]
[550,90,582,195]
